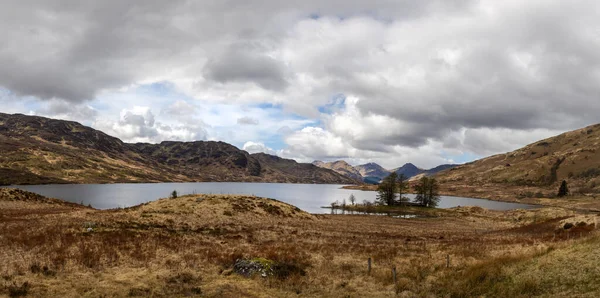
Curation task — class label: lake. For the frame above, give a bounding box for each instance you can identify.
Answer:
[10,182,536,213]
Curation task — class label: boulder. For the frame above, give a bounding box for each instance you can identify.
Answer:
[233,258,274,278]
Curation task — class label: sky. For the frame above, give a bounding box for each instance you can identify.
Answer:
[1,0,599,169]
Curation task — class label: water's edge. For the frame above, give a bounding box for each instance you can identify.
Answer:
[9,182,537,214]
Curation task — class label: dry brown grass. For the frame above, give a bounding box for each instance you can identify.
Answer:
[1,188,600,297]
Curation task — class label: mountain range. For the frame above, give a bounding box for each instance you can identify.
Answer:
[312,160,458,183]
[0,113,356,185]
[6,111,598,200]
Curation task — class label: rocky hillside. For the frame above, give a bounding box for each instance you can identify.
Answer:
[0,113,354,185]
[254,154,356,184]
[423,164,457,176]
[312,160,363,182]
[435,123,600,200]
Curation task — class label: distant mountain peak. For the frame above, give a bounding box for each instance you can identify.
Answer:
[393,162,458,179]
[311,160,362,182]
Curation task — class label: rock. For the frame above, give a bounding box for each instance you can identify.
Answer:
[232,258,307,279]
[233,258,274,278]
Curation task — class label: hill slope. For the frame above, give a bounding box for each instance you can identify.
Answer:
[0,113,354,185]
[436,123,600,200]
[312,160,363,182]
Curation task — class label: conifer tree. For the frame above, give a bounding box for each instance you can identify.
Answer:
[377,172,398,206]
[557,180,569,197]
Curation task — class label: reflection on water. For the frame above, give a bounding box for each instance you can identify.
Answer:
[328,208,421,218]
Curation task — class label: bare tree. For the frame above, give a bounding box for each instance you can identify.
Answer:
[349,194,356,205]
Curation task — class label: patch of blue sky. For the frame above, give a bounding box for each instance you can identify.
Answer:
[136,81,178,97]
[94,81,191,114]
[87,100,111,112]
[442,152,480,164]
[317,93,346,115]
[0,94,40,114]
[263,136,286,151]
[256,102,282,110]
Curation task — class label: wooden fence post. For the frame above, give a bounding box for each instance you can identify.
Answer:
[392,266,397,293]
[368,258,372,275]
[446,254,450,268]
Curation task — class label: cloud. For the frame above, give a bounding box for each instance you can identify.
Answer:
[204,43,289,91]
[0,0,474,103]
[237,117,259,125]
[278,125,454,168]
[94,106,207,143]
[457,127,562,157]
[162,100,198,117]
[28,100,98,125]
[281,127,353,161]
[242,141,277,155]
[3,1,600,168]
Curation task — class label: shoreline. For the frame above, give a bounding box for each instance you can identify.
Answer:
[340,184,600,212]
[5,180,360,187]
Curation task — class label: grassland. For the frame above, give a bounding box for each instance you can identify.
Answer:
[1,188,600,297]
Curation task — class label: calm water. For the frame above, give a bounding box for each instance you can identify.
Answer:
[11,182,536,213]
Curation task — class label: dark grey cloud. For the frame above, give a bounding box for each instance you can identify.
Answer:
[204,44,289,91]
[35,100,98,123]
[323,1,600,152]
[0,0,471,102]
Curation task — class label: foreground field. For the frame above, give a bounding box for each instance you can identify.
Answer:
[1,188,599,297]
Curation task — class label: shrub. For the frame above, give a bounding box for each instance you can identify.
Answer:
[578,168,600,178]
[170,190,178,199]
[8,281,30,297]
[557,180,569,197]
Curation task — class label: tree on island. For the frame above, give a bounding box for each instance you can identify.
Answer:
[414,177,440,207]
[557,180,569,197]
[349,194,356,205]
[377,172,398,206]
[397,174,409,206]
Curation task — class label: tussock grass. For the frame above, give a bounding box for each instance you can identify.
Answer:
[2,189,600,297]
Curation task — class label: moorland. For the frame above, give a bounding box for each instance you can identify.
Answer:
[2,188,599,297]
